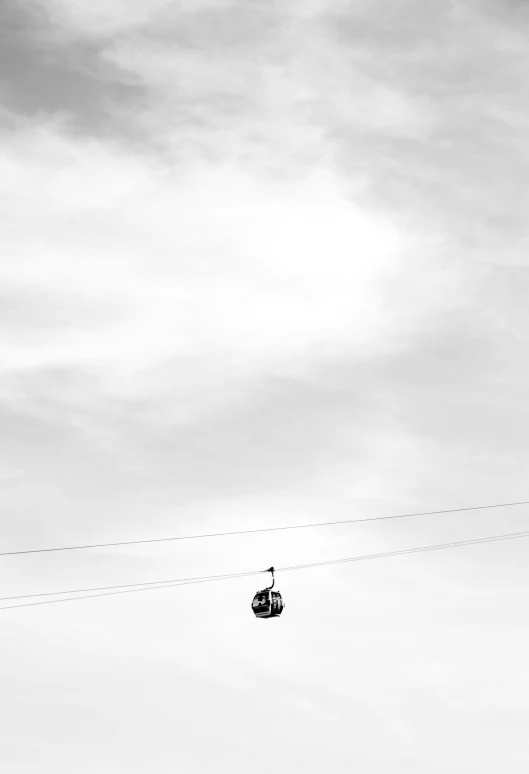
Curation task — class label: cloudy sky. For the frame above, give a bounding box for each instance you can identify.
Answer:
[1,0,529,771]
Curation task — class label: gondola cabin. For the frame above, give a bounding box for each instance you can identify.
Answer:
[251,589,284,619]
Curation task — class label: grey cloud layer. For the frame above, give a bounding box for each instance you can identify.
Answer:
[2,3,529,772]
[1,0,528,542]
[6,0,529,244]
[0,1,145,137]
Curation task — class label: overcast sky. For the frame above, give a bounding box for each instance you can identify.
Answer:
[1,0,529,771]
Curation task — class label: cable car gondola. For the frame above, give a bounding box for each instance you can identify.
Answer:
[251,567,284,619]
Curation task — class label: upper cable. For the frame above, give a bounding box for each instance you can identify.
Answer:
[0,500,527,558]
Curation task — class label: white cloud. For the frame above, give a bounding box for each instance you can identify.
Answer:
[0,123,449,411]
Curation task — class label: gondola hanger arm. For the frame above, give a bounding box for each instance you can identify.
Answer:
[263,566,275,590]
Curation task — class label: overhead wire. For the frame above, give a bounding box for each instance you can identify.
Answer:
[2,527,528,611]
[1,500,528,558]
[0,569,262,603]
[0,572,261,612]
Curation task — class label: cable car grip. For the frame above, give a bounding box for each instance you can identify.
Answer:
[264,566,275,590]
